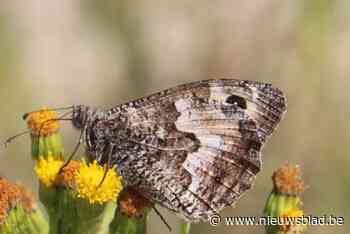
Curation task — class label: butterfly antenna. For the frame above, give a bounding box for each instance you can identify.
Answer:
[4,130,32,147]
[59,126,84,173]
[4,110,73,147]
[152,205,172,232]
[23,106,74,120]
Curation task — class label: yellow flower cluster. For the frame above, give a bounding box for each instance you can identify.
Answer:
[35,157,123,204]
[30,107,124,205]
[22,107,129,233]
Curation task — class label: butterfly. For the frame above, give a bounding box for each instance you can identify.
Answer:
[71,79,287,222]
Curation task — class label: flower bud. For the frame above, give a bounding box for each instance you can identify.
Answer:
[264,164,307,234]
[109,188,151,234]
[26,108,64,160]
[0,177,48,234]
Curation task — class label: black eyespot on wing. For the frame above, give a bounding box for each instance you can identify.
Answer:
[226,95,247,109]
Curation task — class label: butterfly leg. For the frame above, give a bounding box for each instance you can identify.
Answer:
[152,204,172,231]
[97,143,115,188]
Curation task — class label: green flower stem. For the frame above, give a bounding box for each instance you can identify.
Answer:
[264,192,302,234]
[264,192,300,217]
[74,200,116,234]
[0,205,48,234]
[39,185,116,234]
[31,134,64,159]
[109,209,149,234]
[181,222,191,234]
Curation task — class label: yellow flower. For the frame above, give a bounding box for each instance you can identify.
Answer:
[280,208,307,233]
[75,161,123,204]
[35,154,64,187]
[281,208,304,227]
[282,208,304,219]
[27,107,60,136]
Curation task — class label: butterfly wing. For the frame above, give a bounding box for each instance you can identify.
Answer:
[104,79,286,222]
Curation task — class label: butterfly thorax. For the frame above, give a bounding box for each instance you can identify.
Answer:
[72,105,95,130]
[72,106,131,165]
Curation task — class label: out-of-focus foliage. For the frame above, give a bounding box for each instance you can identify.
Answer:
[0,1,349,234]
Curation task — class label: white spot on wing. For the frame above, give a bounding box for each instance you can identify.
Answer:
[156,126,167,139]
[246,88,260,120]
[174,98,191,112]
[198,135,224,149]
[188,177,201,193]
[250,86,259,102]
[209,86,230,102]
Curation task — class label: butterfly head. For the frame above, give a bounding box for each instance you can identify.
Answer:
[72,105,91,129]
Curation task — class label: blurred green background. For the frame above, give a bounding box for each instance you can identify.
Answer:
[0,1,349,233]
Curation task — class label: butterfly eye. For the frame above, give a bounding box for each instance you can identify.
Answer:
[225,95,247,109]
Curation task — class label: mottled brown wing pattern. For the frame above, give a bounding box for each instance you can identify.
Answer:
[90,79,286,222]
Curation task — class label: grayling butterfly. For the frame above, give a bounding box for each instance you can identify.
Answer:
[70,79,287,222]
